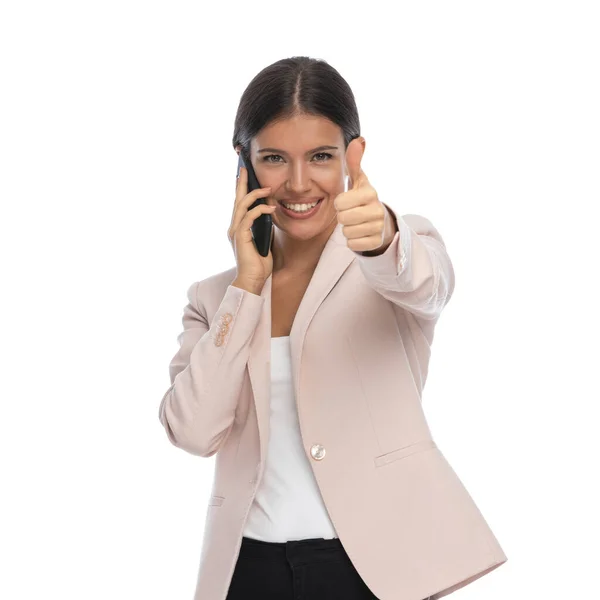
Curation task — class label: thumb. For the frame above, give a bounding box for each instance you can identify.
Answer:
[346,138,367,190]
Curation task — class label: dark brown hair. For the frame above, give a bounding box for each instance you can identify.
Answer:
[232,56,361,156]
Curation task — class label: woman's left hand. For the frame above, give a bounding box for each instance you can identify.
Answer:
[335,138,395,254]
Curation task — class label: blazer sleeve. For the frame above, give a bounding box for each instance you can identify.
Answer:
[158,281,264,457]
[352,204,455,321]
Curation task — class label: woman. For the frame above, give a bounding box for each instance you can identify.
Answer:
[158,56,507,600]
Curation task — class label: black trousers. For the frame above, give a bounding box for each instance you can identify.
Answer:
[226,535,381,599]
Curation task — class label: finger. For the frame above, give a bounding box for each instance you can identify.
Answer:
[241,187,272,209]
[235,166,247,205]
[345,138,367,190]
[233,187,272,229]
[229,197,274,242]
[337,200,374,226]
[341,218,384,240]
[335,186,373,216]
[240,202,276,230]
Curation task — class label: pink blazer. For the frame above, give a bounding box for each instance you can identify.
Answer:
[158,205,508,600]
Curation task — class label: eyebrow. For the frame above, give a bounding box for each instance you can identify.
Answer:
[257,145,339,155]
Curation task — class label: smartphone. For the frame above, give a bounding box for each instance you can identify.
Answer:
[237,151,273,257]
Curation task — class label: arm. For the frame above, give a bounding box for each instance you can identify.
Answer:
[352,203,455,321]
[158,281,264,456]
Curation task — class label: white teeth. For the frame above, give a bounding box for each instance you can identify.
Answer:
[282,200,320,212]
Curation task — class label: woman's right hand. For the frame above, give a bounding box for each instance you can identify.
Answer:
[228,166,277,290]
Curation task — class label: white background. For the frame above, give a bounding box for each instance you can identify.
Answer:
[1,1,598,599]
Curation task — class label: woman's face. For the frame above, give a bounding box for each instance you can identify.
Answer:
[240,114,352,241]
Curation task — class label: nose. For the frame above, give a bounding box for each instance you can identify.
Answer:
[284,163,312,195]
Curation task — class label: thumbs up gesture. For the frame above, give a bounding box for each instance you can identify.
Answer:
[335,138,396,254]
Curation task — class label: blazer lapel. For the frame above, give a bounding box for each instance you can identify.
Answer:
[247,223,356,459]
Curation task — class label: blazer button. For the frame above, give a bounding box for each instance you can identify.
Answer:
[214,313,232,346]
[310,444,326,460]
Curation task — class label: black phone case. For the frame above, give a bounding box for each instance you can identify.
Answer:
[237,151,273,257]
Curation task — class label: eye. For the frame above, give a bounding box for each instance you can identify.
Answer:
[262,153,333,163]
[262,154,283,163]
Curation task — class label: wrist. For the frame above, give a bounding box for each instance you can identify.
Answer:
[232,278,264,295]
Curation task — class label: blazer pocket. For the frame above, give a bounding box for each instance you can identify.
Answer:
[208,495,225,506]
[374,439,437,468]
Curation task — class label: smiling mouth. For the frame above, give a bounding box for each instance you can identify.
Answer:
[279,198,324,210]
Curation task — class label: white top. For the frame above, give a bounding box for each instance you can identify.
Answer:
[242,335,338,542]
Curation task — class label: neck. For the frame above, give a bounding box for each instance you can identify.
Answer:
[271,216,338,274]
